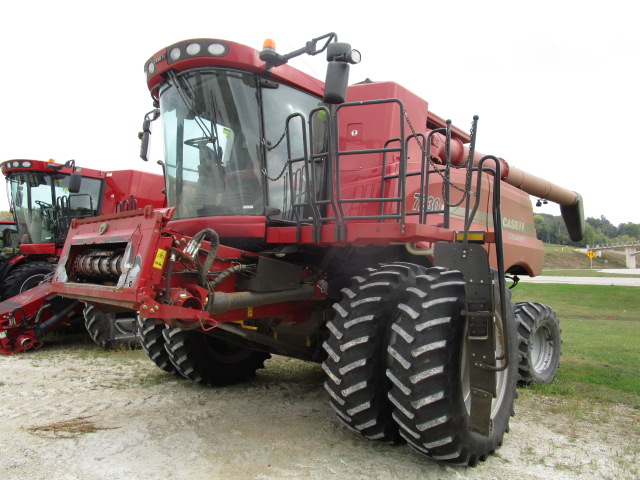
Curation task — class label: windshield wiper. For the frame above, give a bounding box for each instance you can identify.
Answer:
[167,70,212,140]
[168,70,226,192]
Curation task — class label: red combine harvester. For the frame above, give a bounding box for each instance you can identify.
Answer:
[0,159,165,354]
[50,34,583,465]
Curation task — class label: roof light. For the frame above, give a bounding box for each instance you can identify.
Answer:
[159,40,229,67]
[12,161,19,168]
[263,38,276,51]
[170,47,182,61]
[21,161,31,168]
[147,62,155,75]
[207,42,226,56]
[48,159,56,163]
[186,43,201,55]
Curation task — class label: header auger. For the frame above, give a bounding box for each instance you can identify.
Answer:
[50,33,583,466]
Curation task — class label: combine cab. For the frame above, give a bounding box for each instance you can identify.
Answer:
[50,34,583,465]
[0,159,165,354]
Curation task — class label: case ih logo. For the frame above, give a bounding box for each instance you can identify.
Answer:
[502,216,526,231]
[154,53,166,64]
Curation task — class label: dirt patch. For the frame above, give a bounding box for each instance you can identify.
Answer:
[25,416,116,439]
[0,338,637,480]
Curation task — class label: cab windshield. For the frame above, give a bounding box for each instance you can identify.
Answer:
[159,69,325,221]
[160,70,263,220]
[8,173,102,244]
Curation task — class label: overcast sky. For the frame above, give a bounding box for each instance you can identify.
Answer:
[1,0,638,226]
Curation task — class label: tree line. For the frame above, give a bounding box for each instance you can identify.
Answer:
[534,214,640,247]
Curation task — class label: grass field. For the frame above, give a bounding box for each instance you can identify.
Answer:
[511,283,640,409]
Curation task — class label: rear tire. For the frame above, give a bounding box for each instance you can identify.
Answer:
[136,316,177,374]
[322,262,426,443]
[163,328,270,386]
[386,267,518,466]
[3,261,54,299]
[515,302,561,384]
[84,305,138,350]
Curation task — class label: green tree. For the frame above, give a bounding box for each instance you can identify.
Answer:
[582,223,597,247]
[617,223,640,241]
[534,214,550,242]
[586,215,618,239]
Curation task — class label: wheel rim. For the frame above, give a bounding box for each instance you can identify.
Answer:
[113,314,137,335]
[531,325,554,374]
[20,274,47,292]
[461,318,508,420]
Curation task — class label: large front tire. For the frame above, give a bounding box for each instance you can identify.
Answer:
[3,261,54,299]
[84,305,138,350]
[386,267,518,466]
[322,262,426,443]
[163,328,270,386]
[136,316,177,374]
[515,302,561,384]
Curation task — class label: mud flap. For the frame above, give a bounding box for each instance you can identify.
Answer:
[434,242,497,436]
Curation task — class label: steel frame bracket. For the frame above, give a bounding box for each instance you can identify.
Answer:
[434,242,497,436]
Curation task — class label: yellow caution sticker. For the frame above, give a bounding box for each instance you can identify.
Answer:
[153,249,167,269]
[247,307,254,318]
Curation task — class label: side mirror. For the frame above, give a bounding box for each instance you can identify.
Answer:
[139,130,151,162]
[68,173,82,193]
[139,109,160,161]
[324,62,350,104]
[323,43,361,104]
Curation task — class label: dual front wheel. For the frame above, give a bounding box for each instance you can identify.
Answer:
[84,305,138,350]
[136,316,270,385]
[135,261,526,466]
[323,263,519,466]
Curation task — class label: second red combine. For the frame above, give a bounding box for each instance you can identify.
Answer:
[0,159,165,353]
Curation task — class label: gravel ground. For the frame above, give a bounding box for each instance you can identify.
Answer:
[0,337,637,480]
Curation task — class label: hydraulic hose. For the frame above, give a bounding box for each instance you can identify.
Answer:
[184,228,220,289]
